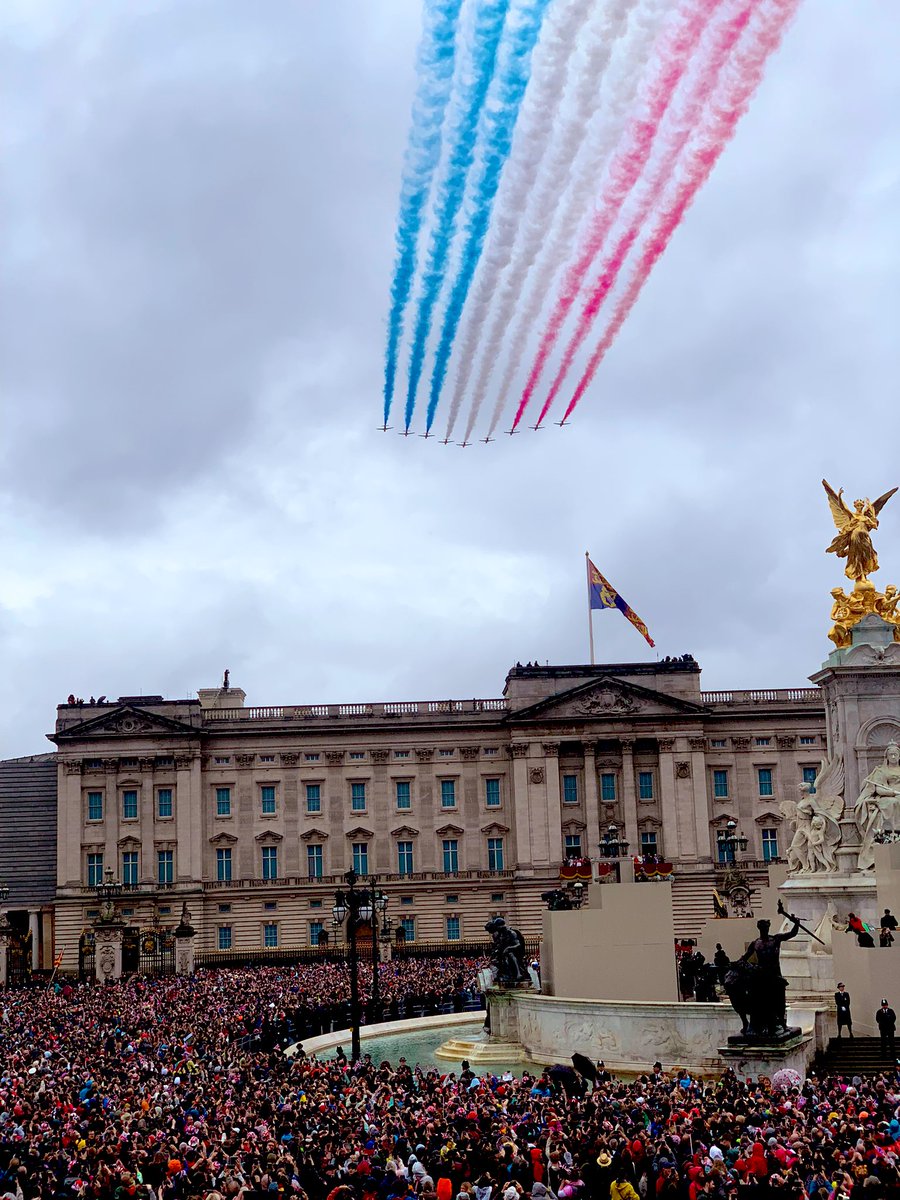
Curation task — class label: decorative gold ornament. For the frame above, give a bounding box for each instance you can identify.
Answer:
[824,479,900,648]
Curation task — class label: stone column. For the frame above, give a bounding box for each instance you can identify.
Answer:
[619,739,639,852]
[93,921,125,983]
[582,743,600,852]
[509,743,533,872]
[543,742,563,866]
[657,739,680,860]
[370,750,391,873]
[688,736,712,862]
[28,910,40,971]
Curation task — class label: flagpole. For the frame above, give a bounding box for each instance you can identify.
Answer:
[585,551,595,666]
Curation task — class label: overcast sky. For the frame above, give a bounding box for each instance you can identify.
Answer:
[1,1,898,757]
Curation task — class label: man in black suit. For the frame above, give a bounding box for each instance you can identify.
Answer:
[876,999,896,1058]
[834,982,853,1038]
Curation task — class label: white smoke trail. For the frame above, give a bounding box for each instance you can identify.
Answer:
[477,0,675,438]
[439,0,595,441]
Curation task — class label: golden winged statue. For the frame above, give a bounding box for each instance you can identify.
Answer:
[823,479,898,582]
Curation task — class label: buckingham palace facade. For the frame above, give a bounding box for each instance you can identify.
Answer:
[48,658,825,967]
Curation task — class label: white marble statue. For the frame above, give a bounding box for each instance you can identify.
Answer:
[780,755,844,874]
[855,741,900,871]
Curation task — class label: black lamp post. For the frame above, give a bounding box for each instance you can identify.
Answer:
[0,883,10,932]
[599,823,629,859]
[716,819,749,864]
[331,869,386,1063]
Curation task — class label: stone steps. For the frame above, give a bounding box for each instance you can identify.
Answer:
[817,1036,898,1075]
[434,1036,526,1064]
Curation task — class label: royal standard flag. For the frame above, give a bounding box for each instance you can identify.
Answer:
[587,557,655,648]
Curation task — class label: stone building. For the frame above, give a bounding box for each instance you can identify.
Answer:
[48,659,826,968]
[0,752,58,968]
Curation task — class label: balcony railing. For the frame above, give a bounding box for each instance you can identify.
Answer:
[203,868,515,890]
[203,698,509,722]
[700,688,820,705]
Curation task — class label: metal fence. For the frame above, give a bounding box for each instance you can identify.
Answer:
[194,939,538,970]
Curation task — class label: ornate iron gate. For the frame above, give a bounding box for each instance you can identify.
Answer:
[78,929,95,981]
[138,929,175,976]
[6,931,32,988]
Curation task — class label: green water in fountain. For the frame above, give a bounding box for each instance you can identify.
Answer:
[321,1019,533,1075]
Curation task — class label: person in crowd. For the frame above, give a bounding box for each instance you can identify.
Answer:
[876,997,897,1058]
[835,981,853,1038]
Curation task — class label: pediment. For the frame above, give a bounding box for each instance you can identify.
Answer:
[754,811,782,825]
[511,675,708,723]
[254,830,283,842]
[710,812,739,827]
[481,821,510,835]
[391,825,420,838]
[300,827,329,841]
[435,823,464,837]
[209,832,238,846]
[52,704,201,743]
[560,819,586,834]
[638,816,662,830]
[345,826,375,840]
[117,835,141,848]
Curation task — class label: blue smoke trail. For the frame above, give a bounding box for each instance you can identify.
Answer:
[404,0,511,430]
[383,0,464,427]
[426,0,552,432]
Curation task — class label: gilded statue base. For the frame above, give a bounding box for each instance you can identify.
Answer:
[828,578,900,649]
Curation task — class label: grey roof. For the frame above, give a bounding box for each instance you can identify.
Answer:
[0,753,58,907]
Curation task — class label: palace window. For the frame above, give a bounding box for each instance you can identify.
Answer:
[442,839,459,874]
[305,753,320,762]
[352,843,369,876]
[491,893,505,903]
[445,894,458,904]
[399,916,416,943]
[446,915,461,941]
[600,773,617,802]
[440,779,456,809]
[157,788,173,819]
[216,787,232,817]
[395,780,411,810]
[394,750,410,759]
[564,834,582,857]
[157,850,174,885]
[305,784,321,814]
[799,736,816,746]
[755,737,771,747]
[218,926,232,951]
[307,844,323,879]
[802,765,818,794]
[351,782,367,812]
[214,757,230,765]
[264,901,277,911]
[216,848,232,882]
[349,752,365,761]
[439,749,454,757]
[487,837,504,872]
[218,904,231,913]
[762,828,779,862]
[710,739,727,748]
[397,841,414,876]
[261,845,278,881]
[562,774,579,804]
[260,755,275,764]
[309,921,324,946]
[485,777,501,807]
[260,785,277,815]
[638,771,654,800]
[122,790,138,820]
[263,923,278,948]
[122,851,138,886]
[713,769,729,798]
[640,831,658,856]
[87,791,103,821]
[757,768,774,797]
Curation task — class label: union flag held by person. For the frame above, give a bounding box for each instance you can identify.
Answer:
[585,553,655,661]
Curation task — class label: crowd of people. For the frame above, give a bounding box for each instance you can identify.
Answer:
[0,962,898,1200]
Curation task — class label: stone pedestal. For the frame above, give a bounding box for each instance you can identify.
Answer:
[0,924,12,987]
[718,1032,814,1081]
[174,924,196,975]
[93,920,125,982]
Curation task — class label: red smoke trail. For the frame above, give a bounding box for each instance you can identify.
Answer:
[533,0,756,429]
[510,0,724,432]
[559,0,802,424]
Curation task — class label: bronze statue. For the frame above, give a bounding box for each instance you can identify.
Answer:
[725,907,800,1040]
[484,916,530,986]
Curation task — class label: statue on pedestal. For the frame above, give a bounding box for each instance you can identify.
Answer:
[780,755,844,873]
[725,907,800,1040]
[484,916,530,986]
[854,742,900,871]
